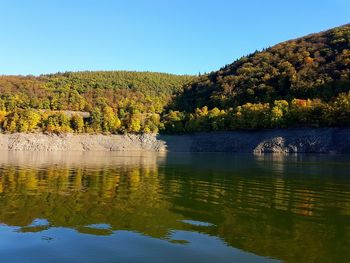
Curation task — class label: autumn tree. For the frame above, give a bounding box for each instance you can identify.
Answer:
[71,114,85,133]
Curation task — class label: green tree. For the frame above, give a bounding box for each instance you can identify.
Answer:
[71,114,85,133]
[90,107,103,132]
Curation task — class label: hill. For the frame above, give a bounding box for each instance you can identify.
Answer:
[164,24,350,132]
[174,24,350,110]
[0,71,193,133]
[0,24,350,134]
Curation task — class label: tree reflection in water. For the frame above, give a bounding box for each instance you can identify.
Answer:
[0,152,349,263]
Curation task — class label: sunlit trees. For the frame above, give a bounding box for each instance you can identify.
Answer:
[0,96,348,134]
[0,110,7,129]
[3,112,19,133]
[44,113,71,133]
[71,114,85,133]
[160,93,350,133]
[102,106,121,133]
[18,110,41,132]
[127,112,142,133]
[90,107,103,132]
[0,72,193,134]
[143,114,161,133]
[330,91,350,125]
[271,100,289,127]
[162,110,186,133]
[234,103,271,129]
[208,108,226,131]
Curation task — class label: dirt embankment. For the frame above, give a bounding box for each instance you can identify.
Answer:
[0,128,349,153]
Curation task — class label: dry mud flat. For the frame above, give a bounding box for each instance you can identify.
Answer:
[0,128,349,153]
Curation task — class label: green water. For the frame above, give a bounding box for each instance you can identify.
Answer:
[0,152,349,263]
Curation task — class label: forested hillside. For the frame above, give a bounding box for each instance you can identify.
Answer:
[164,24,350,132]
[0,24,350,134]
[0,72,193,133]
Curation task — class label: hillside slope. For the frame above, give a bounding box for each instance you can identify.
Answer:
[0,71,193,112]
[173,24,350,111]
[162,24,350,133]
[0,24,350,134]
[0,71,193,133]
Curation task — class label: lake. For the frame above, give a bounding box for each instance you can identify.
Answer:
[0,152,349,263]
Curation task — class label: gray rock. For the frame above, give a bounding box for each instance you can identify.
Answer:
[0,128,349,153]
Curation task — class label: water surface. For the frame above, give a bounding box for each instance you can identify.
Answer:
[0,152,349,263]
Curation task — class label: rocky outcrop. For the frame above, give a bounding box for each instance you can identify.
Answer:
[0,128,349,153]
[159,128,350,153]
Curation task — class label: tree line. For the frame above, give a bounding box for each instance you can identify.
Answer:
[0,91,349,134]
[163,91,350,133]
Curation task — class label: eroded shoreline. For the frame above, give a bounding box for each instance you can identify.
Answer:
[0,128,349,153]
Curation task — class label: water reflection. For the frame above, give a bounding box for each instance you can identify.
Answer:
[0,152,349,262]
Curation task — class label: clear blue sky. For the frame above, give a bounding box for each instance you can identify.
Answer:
[0,0,349,76]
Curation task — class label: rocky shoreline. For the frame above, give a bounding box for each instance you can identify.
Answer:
[0,128,349,153]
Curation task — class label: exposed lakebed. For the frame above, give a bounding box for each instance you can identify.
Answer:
[0,127,350,153]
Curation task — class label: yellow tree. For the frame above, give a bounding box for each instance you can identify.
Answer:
[0,110,7,129]
[102,106,121,133]
[71,114,85,133]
